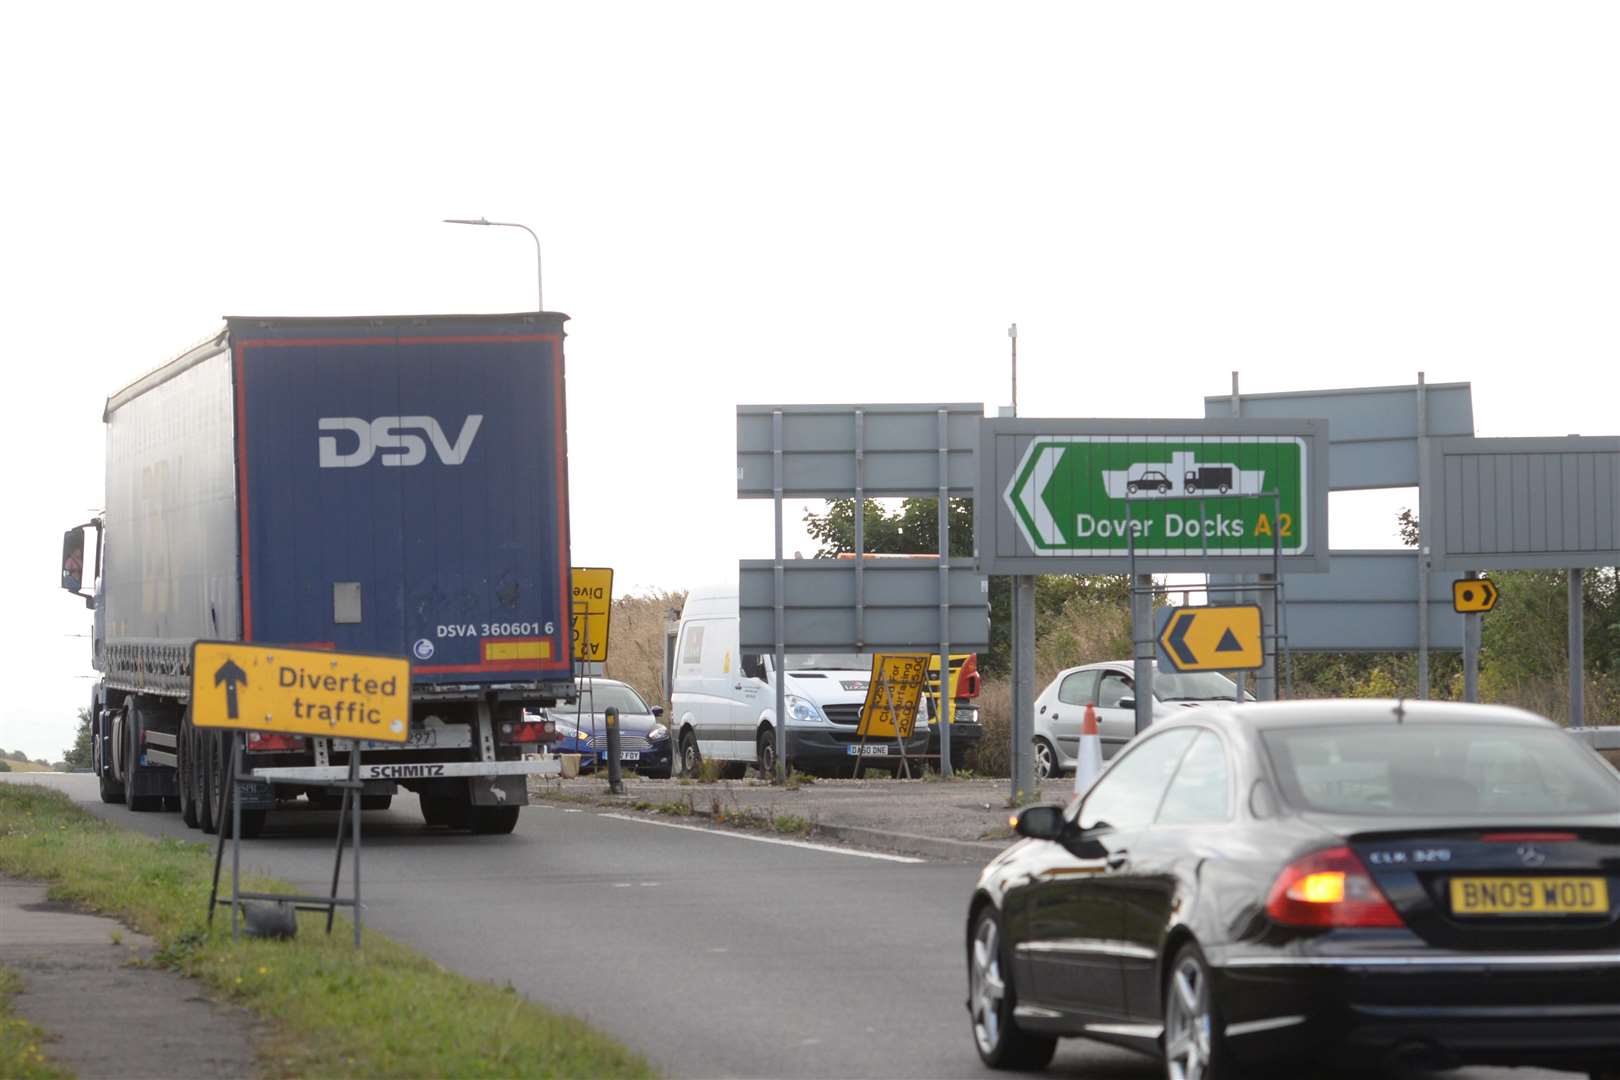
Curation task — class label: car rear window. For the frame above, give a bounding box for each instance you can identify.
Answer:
[1261,723,1620,817]
[554,685,650,716]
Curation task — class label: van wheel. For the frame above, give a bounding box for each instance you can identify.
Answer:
[757,727,779,779]
[680,730,701,775]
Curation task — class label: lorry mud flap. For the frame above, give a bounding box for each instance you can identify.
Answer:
[469,777,528,807]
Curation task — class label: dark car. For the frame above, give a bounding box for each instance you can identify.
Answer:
[546,679,672,779]
[965,700,1620,1078]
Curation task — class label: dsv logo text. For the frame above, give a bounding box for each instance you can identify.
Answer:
[317,416,484,468]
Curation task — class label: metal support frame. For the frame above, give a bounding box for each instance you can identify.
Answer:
[851,664,918,779]
[1417,372,1431,698]
[772,411,788,782]
[1570,569,1585,729]
[208,732,363,948]
[936,408,953,777]
[1463,570,1481,702]
[1012,576,1036,802]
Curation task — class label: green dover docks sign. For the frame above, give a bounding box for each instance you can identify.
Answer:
[980,420,1329,575]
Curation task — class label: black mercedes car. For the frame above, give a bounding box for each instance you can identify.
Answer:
[965,700,1620,1078]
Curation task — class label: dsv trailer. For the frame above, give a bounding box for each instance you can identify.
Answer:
[60,313,574,836]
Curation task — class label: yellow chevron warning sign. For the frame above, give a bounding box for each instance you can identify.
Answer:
[1157,606,1263,672]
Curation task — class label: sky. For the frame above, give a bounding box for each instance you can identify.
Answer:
[2,1,1616,761]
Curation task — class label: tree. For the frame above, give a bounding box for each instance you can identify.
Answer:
[63,708,94,770]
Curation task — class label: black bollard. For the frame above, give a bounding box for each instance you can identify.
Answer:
[605,706,625,794]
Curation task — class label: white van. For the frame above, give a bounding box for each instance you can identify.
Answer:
[671,584,932,775]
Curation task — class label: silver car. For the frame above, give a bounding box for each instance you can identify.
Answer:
[1031,660,1251,779]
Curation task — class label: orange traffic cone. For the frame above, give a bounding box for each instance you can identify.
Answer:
[1073,703,1104,801]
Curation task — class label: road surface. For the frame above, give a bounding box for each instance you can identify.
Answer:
[2,774,1585,1080]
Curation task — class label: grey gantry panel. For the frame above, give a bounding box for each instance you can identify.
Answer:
[738,559,990,652]
[979,417,1330,575]
[1205,382,1474,490]
[1429,436,1620,571]
[736,403,982,498]
[1212,550,1462,652]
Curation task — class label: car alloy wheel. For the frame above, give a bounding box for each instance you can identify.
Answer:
[1164,945,1219,1080]
[970,912,1005,1057]
[1033,738,1056,780]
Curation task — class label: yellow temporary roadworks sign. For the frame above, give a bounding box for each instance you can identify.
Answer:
[189,641,411,743]
[571,567,614,662]
[1158,605,1264,673]
[857,654,928,739]
[1452,577,1499,614]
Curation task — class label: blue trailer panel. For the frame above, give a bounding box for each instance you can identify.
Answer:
[230,314,572,685]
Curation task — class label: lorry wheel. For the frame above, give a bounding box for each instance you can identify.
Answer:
[360,795,393,812]
[96,714,125,804]
[421,794,467,829]
[125,703,163,812]
[199,734,218,834]
[178,722,201,828]
[205,735,230,835]
[468,806,520,834]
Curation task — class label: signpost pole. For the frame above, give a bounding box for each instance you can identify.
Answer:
[1463,571,1481,703]
[326,769,350,935]
[937,409,952,779]
[1570,569,1585,729]
[772,411,788,783]
[230,734,242,942]
[1013,576,1035,802]
[351,745,362,949]
[854,410,865,654]
[1417,373,1431,699]
[1127,500,1154,735]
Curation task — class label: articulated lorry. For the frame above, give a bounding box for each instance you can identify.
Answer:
[59,313,574,836]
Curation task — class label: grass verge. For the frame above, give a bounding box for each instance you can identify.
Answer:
[0,967,70,1080]
[0,784,654,1079]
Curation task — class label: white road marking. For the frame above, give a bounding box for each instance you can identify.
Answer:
[596,813,925,863]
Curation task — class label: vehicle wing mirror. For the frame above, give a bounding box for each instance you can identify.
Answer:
[1117,697,1135,711]
[61,527,85,594]
[1012,804,1066,841]
[651,705,665,718]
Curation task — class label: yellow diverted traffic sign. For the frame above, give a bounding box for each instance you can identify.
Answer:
[1158,605,1263,672]
[857,654,928,739]
[1453,577,1499,614]
[189,641,411,743]
[571,567,614,662]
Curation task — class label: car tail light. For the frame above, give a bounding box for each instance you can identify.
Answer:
[957,654,980,699]
[500,717,556,744]
[1265,846,1404,928]
[245,731,307,753]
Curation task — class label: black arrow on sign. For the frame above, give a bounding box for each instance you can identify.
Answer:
[1165,612,1198,668]
[214,659,248,720]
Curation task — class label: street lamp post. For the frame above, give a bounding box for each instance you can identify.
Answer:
[443,217,544,312]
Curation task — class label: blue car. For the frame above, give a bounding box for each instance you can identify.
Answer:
[541,679,672,779]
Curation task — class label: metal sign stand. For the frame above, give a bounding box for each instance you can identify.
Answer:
[851,664,916,779]
[207,732,365,948]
